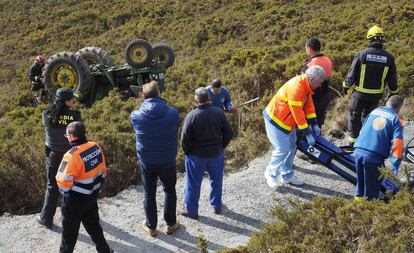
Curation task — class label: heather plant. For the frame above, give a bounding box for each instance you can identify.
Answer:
[1,0,414,215]
[221,189,414,253]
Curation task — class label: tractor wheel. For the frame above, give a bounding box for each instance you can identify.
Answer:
[124,39,153,68]
[76,47,115,66]
[152,43,175,68]
[42,52,92,102]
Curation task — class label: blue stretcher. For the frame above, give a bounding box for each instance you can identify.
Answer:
[296,135,400,196]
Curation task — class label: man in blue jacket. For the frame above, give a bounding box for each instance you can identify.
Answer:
[207,79,237,113]
[181,87,234,219]
[354,95,404,200]
[131,81,180,236]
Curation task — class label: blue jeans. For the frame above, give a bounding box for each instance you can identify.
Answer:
[140,164,177,229]
[264,119,296,180]
[183,152,224,216]
[354,148,384,200]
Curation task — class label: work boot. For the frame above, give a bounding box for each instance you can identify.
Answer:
[36,215,53,229]
[214,208,222,215]
[280,174,304,186]
[166,221,181,235]
[141,221,157,237]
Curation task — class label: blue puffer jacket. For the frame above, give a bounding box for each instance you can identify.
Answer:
[131,98,180,168]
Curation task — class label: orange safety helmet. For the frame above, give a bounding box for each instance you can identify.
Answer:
[35,55,45,64]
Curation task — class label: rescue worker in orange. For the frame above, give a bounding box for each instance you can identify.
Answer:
[300,38,334,128]
[56,121,113,253]
[263,65,326,187]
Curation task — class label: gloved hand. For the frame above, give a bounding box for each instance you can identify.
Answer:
[312,124,321,136]
[341,87,349,97]
[230,108,238,114]
[391,165,398,175]
[306,133,315,146]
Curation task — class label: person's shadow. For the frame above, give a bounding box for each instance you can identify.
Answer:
[221,206,265,230]
[155,224,225,252]
[276,183,353,201]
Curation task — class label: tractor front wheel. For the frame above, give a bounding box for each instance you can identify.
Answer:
[152,43,175,68]
[124,39,153,68]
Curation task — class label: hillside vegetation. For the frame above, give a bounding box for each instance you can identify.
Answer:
[0,0,413,216]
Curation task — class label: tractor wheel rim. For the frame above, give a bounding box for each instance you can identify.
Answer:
[51,64,77,88]
[129,45,148,63]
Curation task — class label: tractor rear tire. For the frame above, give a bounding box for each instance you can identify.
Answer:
[152,43,175,68]
[42,52,92,102]
[76,47,115,66]
[124,39,153,68]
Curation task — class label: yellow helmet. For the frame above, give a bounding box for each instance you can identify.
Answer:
[367,25,384,39]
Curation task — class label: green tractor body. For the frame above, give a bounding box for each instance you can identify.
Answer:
[82,62,167,106]
[42,39,174,106]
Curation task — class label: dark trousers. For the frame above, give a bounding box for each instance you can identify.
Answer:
[348,93,379,140]
[140,164,177,229]
[60,195,111,253]
[354,148,384,200]
[312,89,331,128]
[40,148,64,224]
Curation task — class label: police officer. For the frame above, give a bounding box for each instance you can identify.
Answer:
[343,25,398,146]
[28,55,45,92]
[56,121,113,253]
[300,38,334,128]
[37,88,82,229]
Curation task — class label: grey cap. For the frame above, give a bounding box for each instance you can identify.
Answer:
[195,87,210,103]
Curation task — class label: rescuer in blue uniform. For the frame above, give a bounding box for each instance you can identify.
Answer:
[354,95,404,200]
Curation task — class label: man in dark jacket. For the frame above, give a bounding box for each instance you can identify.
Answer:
[131,81,180,236]
[181,87,234,219]
[343,25,398,146]
[37,88,82,229]
[28,55,45,91]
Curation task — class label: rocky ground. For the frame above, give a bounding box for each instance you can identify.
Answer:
[0,122,412,253]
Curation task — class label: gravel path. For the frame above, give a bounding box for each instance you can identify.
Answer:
[0,122,412,253]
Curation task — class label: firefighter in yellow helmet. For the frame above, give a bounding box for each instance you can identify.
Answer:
[342,25,398,146]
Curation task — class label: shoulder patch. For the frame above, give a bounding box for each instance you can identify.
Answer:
[366,54,387,64]
[372,117,387,130]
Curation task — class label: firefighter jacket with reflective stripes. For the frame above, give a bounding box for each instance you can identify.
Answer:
[42,107,82,152]
[263,74,316,134]
[354,106,404,173]
[300,53,334,97]
[343,42,398,97]
[56,141,107,198]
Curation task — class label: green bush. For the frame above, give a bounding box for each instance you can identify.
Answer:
[1,0,414,214]
[222,189,414,253]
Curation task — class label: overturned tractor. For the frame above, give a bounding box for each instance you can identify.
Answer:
[42,39,174,106]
